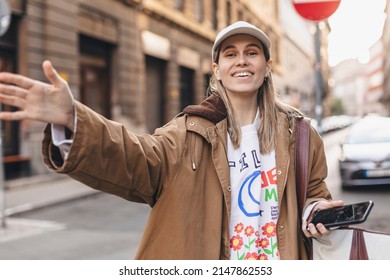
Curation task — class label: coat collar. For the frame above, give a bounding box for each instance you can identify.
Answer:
[183,93,227,124]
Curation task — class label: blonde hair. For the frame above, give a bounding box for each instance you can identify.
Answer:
[209,50,302,154]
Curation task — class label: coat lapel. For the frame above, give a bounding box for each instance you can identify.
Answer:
[275,113,293,207]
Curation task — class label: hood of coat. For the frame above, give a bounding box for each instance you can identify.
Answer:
[183,93,227,124]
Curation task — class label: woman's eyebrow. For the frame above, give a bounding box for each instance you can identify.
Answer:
[221,45,235,53]
[221,43,262,53]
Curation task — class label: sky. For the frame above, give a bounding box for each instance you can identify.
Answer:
[327,0,387,66]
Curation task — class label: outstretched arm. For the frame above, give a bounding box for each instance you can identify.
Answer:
[0,60,75,131]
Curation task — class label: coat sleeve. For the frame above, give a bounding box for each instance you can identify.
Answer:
[42,101,185,207]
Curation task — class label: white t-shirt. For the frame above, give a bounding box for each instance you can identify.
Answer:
[228,114,279,260]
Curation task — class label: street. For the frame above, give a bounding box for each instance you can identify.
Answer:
[0,194,151,259]
[0,127,389,259]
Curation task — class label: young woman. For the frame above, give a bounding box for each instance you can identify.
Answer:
[0,21,343,260]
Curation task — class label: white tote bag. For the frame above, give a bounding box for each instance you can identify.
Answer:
[312,227,390,260]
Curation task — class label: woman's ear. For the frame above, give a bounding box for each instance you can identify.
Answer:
[212,63,221,80]
[266,59,273,72]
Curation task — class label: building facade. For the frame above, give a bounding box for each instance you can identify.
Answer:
[331,59,366,117]
[277,0,330,119]
[1,0,284,180]
[331,2,387,119]
[278,0,314,116]
[366,39,385,116]
[330,38,386,118]
[1,0,327,182]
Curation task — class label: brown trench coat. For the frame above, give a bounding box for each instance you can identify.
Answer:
[42,94,332,260]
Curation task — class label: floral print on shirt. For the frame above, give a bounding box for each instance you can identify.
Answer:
[230,221,279,260]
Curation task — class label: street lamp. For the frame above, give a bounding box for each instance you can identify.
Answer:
[0,0,11,229]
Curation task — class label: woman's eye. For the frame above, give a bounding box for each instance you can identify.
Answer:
[225,53,236,57]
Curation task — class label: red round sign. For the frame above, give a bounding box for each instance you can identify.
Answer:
[292,0,341,21]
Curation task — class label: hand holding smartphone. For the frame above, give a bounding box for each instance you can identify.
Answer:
[309,200,374,228]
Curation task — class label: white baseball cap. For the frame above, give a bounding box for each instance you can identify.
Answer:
[212,21,271,62]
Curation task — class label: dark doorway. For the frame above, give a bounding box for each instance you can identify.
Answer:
[145,56,166,133]
[179,66,194,110]
[0,17,29,179]
[79,35,112,119]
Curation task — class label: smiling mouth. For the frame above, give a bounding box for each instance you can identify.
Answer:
[232,71,254,78]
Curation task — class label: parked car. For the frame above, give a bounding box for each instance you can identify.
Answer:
[339,116,390,188]
[321,115,355,134]
[311,115,355,134]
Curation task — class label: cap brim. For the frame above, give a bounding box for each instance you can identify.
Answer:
[212,22,271,62]
[214,27,271,51]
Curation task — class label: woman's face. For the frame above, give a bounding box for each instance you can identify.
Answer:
[213,34,271,98]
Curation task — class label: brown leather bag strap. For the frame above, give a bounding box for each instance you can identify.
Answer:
[295,117,312,259]
[349,228,369,260]
[295,117,310,217]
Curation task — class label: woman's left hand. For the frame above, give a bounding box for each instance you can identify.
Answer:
[302,200,344,238]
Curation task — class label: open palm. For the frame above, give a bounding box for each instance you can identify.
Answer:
[0,60,75,131]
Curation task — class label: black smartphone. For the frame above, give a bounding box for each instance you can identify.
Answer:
[309,200,374,228]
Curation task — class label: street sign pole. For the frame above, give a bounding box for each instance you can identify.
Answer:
[0,108,6,228]
[292,0,341,133]
[0,0,12,229]
[314,22,323,132]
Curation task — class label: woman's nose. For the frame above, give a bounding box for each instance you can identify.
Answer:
[235,54,248,66]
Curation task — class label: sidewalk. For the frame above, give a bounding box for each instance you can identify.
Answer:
[3,174,99,217]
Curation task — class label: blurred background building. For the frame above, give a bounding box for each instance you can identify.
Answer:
[331,0,389,119]
[277,0,330,117]
[366,39,385,115]
[0,0,350,183]
[383,0,390,113]
[331,59,366,117]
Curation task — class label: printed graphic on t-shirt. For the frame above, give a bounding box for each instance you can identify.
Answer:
[228,121,279,260]
[229,161,279,260]
[230,221,278,260]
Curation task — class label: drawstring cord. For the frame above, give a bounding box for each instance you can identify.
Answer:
[190,133,197,170]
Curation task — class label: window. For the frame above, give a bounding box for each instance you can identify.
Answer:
[226,0,231,25]
[175,0,185,11]
[212,0,218,30]
[145,56,167,133]
[196,0,204,22]
[179,66,195,110]
[79,35,113,119]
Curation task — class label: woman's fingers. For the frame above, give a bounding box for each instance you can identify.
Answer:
[0,72,35,90]
[0,61,75,126]
[0,109,27,121]
[302,219,331,238]
[0,93,26,109]
[43,60,64,88]
[0,83,28,98]
[314,200,344,212]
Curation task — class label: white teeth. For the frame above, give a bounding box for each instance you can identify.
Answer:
[234,72,252,77]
